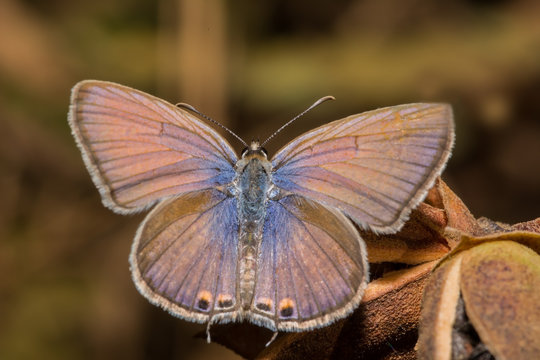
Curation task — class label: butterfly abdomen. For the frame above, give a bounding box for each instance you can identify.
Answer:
[235,154,272,309]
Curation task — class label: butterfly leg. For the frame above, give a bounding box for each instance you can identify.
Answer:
[265,331,279,347]
[206,318,213,343]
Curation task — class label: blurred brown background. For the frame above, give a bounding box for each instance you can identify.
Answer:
[0,0,539,359]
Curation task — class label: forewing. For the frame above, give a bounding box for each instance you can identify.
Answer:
[250,195,368,331]
[272,103,454,233]
[68,80,237,213]
[130,189,239,323]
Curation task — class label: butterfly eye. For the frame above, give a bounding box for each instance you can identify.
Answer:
[260,147,268,157]
[241,147,249,157]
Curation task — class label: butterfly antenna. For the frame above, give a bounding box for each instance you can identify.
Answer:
[261,95,335,147]
[176,103,248,147]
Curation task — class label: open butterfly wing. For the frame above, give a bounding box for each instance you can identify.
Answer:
[130,189,240,324]
[250,195,368,331]
[69,81,237,213]
[272,103,454,233]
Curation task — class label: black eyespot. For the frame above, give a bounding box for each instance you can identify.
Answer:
[256,302,271,312]
[278,298,295,318]
[196,291,212,311]
[218,299,233,308]
[280,306,293,317]
[197,298,209,310]
[217,294,234,308]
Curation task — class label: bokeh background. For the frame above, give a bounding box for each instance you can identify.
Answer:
[1,0,539,359]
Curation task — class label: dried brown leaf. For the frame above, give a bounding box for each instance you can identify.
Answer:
[511,217,540,233]
[418,231,540,360]
[434,179,482,235]
[416,254,464,360]
[361,204,450,264]
[460,241,540,360]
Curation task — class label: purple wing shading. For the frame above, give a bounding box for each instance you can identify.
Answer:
[130,189,239,324]
[68,81,237,214]
[272,103,454,233]
[250,195,368,331]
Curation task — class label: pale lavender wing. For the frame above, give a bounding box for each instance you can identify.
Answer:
[249,195,368,331]
[130,189,239,323]
[68,80,237,214]
[272,103,454,233]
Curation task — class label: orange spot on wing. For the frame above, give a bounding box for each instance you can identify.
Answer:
[255,297,274,312]
[217,293,234,308]
[196,290,212,311]
[198,290,212,302]
[279,298,295,317]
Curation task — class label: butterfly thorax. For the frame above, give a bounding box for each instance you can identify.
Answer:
[234,145,273,309]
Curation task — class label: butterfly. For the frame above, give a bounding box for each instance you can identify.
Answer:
[68,80,454,337]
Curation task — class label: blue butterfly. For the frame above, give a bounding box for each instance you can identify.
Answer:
[69,80,454,337]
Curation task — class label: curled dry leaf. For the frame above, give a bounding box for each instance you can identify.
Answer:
[511,217,540,233]
[360,202,450,265]
[460,241,540,360]
[416,253,464,360]
[430,179,482,236]
[418,234,540,360]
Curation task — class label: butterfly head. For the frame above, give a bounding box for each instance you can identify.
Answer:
[241,140,268,159]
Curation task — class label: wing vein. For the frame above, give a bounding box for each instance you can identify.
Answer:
[280,201,355,297]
